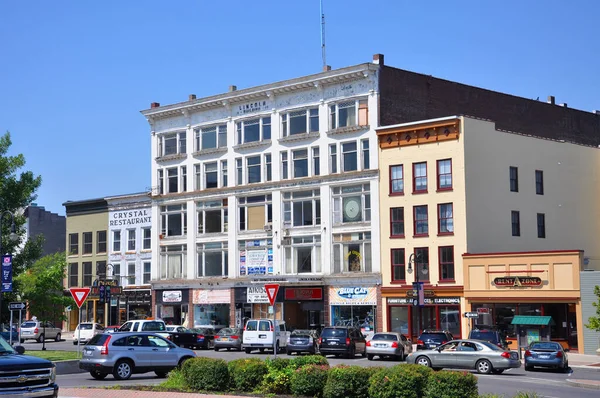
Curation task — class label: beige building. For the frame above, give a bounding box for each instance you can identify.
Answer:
[377,116,597,350]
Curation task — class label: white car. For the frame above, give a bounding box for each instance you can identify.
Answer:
[73,322,105,345]
[243,319,289,353]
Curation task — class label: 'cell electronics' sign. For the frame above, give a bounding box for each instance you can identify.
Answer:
[493,276,543,287]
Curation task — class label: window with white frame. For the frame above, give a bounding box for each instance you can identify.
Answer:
[83,262,92,286]
[312,147,320,176]
[112,231,121,252]
[204,162,218,189]
[281,107,319,136]
[127,262,136,285]
[194,164,201,190]
[159,245,187,280]
[283,235,321,274]
[197,199,228,234]
[239,195,272,231]
[332,232,372,273]
[97,231,107,253]
[157,169,164,194]
[160,166,186,194]
[83,232,92,254]
[281,152,289,179]
[332,184,371,224]
[112,263,121,284]
[181,166,187,192]
[160,204,187,237]
[143,262,151,284]
[329,99,368,130]
[283,190,320,228]
[142,227,151,250]
[236,116,271,144]
[221,160,228,187]
[127,229,136,251]
[235,155,269,185]
[197,242,228,277]
[247,155,261,184]
[236,158,242,185]
[361,139,370,169]
[293,149,309,178]
[265,154,272,181]
[329,144,337,173]
[194,124,227,151]
[158,131,186,157]
[342,142,358,172]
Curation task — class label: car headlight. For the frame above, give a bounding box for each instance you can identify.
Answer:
[50,367,56,382]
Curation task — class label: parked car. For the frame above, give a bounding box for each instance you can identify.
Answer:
[0,326,18,343]
[0,335,59,396]
[118,319,169,339]
[407,339,521,374]
[366,332,412,361]
[318,326,366,359]
[214,327,243,351]
[188,327,216,349]
[286,329,319,355]
[73,322,105,345]
[104,325,121,333]
[78,332,196,380]
[416,330,454,351]
[166,325,188,333]
[243,319,289,354]
[20,320,61,343]
[524,341,569,372]
[468,328,508,350]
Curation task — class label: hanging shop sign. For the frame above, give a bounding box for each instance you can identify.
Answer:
[247,286,269,303]
[162,290,183,303]
[329,287,377,306]
[193,289,231,305]
[493,276,543,287]
[406,289,435,298]
[285,288,323,301]
[388,297,461,305]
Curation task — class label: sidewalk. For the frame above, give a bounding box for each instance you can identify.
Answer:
[60,389,247,398]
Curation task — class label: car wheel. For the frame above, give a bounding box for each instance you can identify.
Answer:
[398,349,405,361]
[113,360,133,380]
[492,369,504,374]
[416,356,431,368]
[245,348,252,354]
[178,357,191,368]
[367,354,374,361]
[155,371,168,378]
[286,351,292,356]
[346,346,355,359]
[38,334,45,344]
[361,347,367,358]
[73,341,78,345]
[562,362,569,373]
[208,340,214,349]
[19,339,24,344]
[55,333,61,342]
[525,365,533,371]
[259,348,265,353]
[476,359,493,375]
[214,347,219,352]
[90,370,107,380]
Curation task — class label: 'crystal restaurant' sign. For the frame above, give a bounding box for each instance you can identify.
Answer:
[493,276,543,287]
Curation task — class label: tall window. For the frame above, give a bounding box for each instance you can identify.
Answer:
[205,162,218,189]
[414,205,428,236]
[239,195,272,231]
[332,232,372,273]
[197,242,229,277]
[69,233,79,255]
[390,207,404,237]
[391,248,405,282]
[158,131,186,157]
[221,160,228,187]
[283,190,320,227]
[127,262,136,285]
[329,99,368,130]
[142,228,151,250]
[281,107,319,136]
[361,139,370,170]
[283,236,321,274]
[69,263,78,287]
[236,158,243,185]
[312,147,320,176]
[281,152,289,179]
[437,159,452,190]
[332,184,371,224]
[82,232,92,254]
[83,262,92,286]
[413,247,429,282]
[97,261,106,279]
[536,170,544,195]
[194,124,227,151]
[112,230,121,252]
[112,263,121,283]
[439,246,455,281]
[167,167,179,193]
[236,116,271,144]
[143,262,151,284]
[537,213,546,238]
[329,144,337,173]
[510,166,519,192]
[511,210,520,236]
[342,142,358,172]
[390,165,404,195]
[247,156,261,184]
[293,149,309,178]
[413,162,427,193]
[180,166,187,192]
[438,203,454,235]
[97,231,107,253]
[159,245,187,280]
[127,230,136,251]
[197,199,228,234]
[265,154,272,181]
[160,204,187,237]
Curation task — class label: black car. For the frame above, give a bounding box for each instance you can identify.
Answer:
[416,330,454,350]
[318,326,366,359]
[189,328,216,349]
[468,328,508,350]
[286,329,319,355]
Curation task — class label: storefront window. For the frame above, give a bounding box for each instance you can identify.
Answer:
[439,306,460,337]
[331,305,375,334]
[389,306,409,335]
[239,239,273,276]
[194,304,230,329]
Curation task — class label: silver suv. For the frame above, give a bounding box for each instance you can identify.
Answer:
[20,320,61,343]
[78,332,196,380]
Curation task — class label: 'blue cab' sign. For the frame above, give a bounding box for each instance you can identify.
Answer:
[336,287,369,300]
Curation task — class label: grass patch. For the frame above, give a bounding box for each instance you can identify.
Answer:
[25,350,80,361]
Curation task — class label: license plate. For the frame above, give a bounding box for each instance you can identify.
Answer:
[220,337,228,341]
[375,344,386,348]
[329,341,338,345]
[22,331,32,335]
[83,350,93,356]
[539,355,550,359]
[259,334,267,339]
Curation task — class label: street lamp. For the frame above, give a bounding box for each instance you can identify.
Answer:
[0,211,18,330]
[407,252,428,339]
[101,263,115,326]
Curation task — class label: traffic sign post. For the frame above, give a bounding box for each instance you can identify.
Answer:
[69,287,91,358]
[8,302,26,346]
[264,284,280,358]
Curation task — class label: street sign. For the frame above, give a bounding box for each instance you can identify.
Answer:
[464,312,479,318]
[9,302,26,311]
[264,284,280,306]
[412,282,424,306]
[70,287,91,308]
[1,255,13,292]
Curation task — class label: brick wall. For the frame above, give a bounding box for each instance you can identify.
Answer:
[376,285,383,332]
[230,288,236,327]
[323,287,330,326]
[379,66,600,146]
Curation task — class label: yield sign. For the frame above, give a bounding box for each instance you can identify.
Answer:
[70,287,91,308]
[264,284,280,306]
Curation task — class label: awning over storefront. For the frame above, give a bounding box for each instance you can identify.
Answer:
[511,315,554,326]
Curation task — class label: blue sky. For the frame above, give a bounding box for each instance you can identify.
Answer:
[1,1,598,215]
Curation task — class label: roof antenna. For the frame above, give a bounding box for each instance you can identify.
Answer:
[320,0,326,70]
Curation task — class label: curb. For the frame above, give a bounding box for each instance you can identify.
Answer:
[566,379,600,390]
[54,359,85,375]
[569,364,600,371]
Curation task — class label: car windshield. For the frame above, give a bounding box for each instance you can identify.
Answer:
[78,324,93,330]
[218,328,241,336]
[141,322,166,331]
[0,337,16,355]
[321,328,347,337]
[530,342,561,350]
[21,322,36,328]
[372,334,398,341]
[470,331,498,341]
[420,333,447,342]
[291,330,311,337]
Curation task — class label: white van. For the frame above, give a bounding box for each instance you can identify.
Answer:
[243,319,289,353]
[73,322,104,345]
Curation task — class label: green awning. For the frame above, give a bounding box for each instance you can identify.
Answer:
[511,315,554,326]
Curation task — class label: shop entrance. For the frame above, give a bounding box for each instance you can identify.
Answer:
[284,302,323,331]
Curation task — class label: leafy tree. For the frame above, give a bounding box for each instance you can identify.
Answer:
[585,285,600,332]
[15,252,73,325]
[0,131,43,324]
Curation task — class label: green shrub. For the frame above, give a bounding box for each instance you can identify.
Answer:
[265,356,292,371]
[181,357,229,391]
[367,364,432,398]
[290,354,330,369]
[512,393,540,398]
[259,366,294,394]
[158,368,187,391]
[290,364,329,397]
[322,365,371,398]
[479,394,504,398]
[227,358,268,392]
[424,370,478,398]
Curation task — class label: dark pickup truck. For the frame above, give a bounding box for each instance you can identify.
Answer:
[165,328,204,350]
[0,336,58,397]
